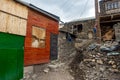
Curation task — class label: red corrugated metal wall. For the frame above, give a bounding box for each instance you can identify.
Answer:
[24,9,59,66]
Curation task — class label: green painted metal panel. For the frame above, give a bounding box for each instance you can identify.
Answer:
[0,32,24,80]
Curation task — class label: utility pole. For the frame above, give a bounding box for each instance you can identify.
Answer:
[95,0,99,19]
[95,0,101,43]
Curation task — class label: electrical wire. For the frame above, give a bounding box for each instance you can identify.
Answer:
[79,0,89,17]
[65,0,90,22]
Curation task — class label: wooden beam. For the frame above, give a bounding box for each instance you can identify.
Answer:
[0,0,28,19]
[95,0,101,42]
[100,20,120,23]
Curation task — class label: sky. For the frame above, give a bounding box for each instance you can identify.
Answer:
[21,0,95,22]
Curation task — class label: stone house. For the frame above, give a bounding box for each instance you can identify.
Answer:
[98,0,120,41]
[60,17,95,39]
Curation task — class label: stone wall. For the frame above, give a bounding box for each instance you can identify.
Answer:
[61,18,95,39]
[114,23,120,41]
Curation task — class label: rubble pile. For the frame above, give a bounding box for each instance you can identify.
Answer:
[68,39,93,80]
[77,41,120,80]
[23,32,120,80]
[69,50,85,80]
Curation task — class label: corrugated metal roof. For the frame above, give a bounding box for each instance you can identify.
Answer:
[15,0,60,21]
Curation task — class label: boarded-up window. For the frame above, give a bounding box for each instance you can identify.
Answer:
[32,26,46,48]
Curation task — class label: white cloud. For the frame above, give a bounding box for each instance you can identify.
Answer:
[21,0,95,22]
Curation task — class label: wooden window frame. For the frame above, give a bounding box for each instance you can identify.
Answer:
[105,1,119,11]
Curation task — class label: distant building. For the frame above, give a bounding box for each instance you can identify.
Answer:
[98,0,120,41]
[60,17,95,39]
[59,23,64,29]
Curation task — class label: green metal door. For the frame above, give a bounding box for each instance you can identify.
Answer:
[0,32,24,80]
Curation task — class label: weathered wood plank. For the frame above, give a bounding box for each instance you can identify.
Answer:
[32,26,46,39]
[19,19,27,35]
[0,0,28,19]
[0,11,27,36]
[0,12,8,32]
[7,15,19,34]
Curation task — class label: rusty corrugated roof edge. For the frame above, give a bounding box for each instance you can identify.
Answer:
[15,0,60,21]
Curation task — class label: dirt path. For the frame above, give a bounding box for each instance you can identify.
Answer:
[23,62,75,80]
[36,68,74,80]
